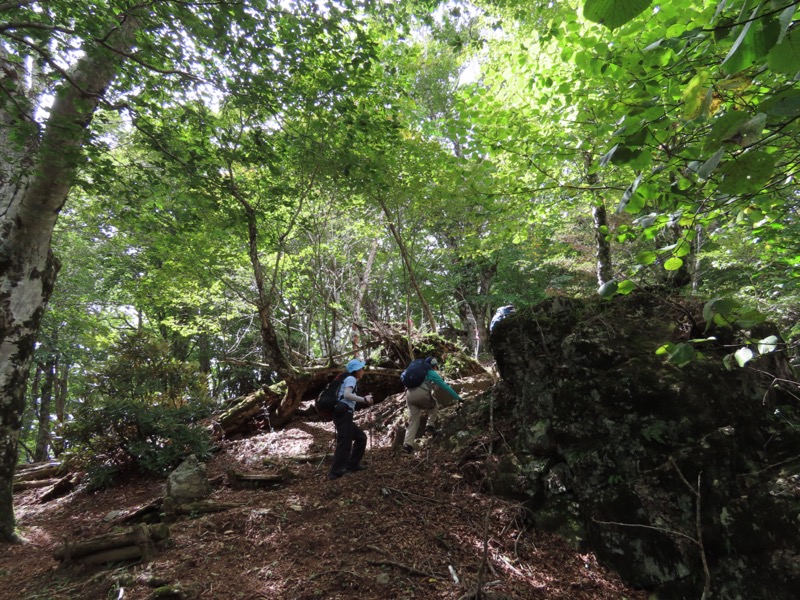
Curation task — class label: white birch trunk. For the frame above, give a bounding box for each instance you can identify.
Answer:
[0,12,141,543]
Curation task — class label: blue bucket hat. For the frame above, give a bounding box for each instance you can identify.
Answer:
[346,358,366,373]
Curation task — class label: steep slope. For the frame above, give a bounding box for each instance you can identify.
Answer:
[4,416,646,599]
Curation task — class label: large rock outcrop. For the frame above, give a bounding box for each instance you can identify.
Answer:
[475,292,799,599]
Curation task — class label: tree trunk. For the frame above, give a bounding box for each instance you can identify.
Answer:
[691,225,703,293]
[0,13,141,544]
[584,152,613,287]
[55,362,68,422]
[592,201,613,286]
[353,237,379,352]
[24,364,43,438]
[34,358,56,462]
[373,194,437,332]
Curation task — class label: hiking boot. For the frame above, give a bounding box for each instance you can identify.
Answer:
[346,464,368,472]
[424,426,440,438]
[402,444,415,454]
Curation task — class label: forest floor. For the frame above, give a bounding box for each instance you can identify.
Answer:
[3,413,649,600]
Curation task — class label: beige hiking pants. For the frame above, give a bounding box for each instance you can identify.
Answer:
[403,385,438,448]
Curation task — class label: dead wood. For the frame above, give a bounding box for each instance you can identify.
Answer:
[205,324,487,436]
[366,558,445,578]
[356,325,488,380]
[164,498,244,517]
[276,453,332,464]
[121,497,164,524]
[13,477,61,492]
[54,523,170,562]
[122,498,244,524]
[14,461,64,482]
[226,469,294,489]
[206,386,282,438]
[39,474,79,503]
[72,545,148,565]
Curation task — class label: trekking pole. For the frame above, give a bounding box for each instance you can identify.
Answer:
[316,437,335,474]
[367,393,374,453]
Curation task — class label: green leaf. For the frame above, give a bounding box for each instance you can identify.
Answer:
[635,251,658,265]
[682,71,711,119]
[703,297,738,322]
[718,151,776,194]
[776,4,797,45]
[757,335,778,354]
[615,173,642,214]
[624,187,648,214]
[767,29,800,75]
[655,343,671,356]
[734,346,754,367]
[583,0,652,30]
[738,113,767,147]
[723,354,736,371]
[674,239,691,258]
[687,336,717,344]
[599,144,619,167]
[759,88,800,119]
[667,343,695,367]
[617,279,636,295]
[704,112,752,150]
[734,308,766,328]
[609,145,645,165]
[598,280,618,298]
[697,147,725,179]
[721,5,760,75]
[663,257,683,271]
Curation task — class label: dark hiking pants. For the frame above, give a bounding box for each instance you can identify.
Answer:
[330,403,367,477]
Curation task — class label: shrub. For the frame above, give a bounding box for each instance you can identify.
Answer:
[62,331,214,487]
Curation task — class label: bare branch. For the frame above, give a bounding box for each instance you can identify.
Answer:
[0,1,39,12]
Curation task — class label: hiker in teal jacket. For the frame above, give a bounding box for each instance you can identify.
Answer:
[402,357,462,454]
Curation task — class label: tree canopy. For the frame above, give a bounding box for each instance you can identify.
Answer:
[1,0,798,542]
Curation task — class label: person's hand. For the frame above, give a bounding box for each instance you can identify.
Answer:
[365,394,374,406]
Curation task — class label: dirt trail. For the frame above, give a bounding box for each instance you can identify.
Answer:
[3,419,646,599]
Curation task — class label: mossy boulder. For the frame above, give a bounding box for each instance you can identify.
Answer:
[483,291,800,599]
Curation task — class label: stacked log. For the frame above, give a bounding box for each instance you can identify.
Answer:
[225,468,294,489]
[53,523,170,565]
[122,498,245,524]
[13,461,79,502]
[14,461,63,482]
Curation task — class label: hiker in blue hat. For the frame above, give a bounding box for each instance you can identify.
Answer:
[329,358,373,480]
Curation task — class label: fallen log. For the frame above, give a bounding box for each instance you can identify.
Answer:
[73,545,151,566]
[226,469,294,489]
[54,523,170,563]
[14,461,64,482]
[39,474,79,503]
[206,386,282,439]
[122,497,244,524]
[121,498,164,524]
[13,478,61,492]
[274,454,331,465]
[167,499,244,516]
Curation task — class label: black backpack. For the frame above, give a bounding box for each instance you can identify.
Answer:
[315,372,346,421]
[400,358,430,389]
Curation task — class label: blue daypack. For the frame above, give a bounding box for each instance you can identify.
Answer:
[400,358,430,389]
